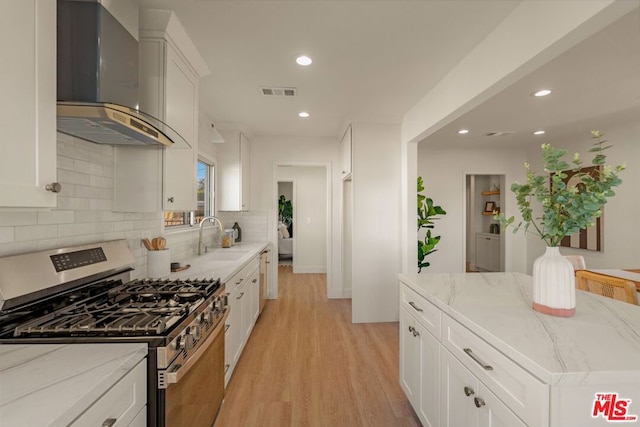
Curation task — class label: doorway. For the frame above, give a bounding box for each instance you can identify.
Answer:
[277,181,294,266]
[466,174,505,272]
[273,164,330,298]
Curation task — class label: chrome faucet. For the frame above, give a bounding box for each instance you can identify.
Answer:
[198,216,224,255]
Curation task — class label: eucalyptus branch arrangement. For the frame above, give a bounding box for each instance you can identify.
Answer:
[417,177,446,272]
[497,131,624,246]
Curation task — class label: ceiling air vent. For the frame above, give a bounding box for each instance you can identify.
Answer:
[261,87,297,97]
[484,131,514,137]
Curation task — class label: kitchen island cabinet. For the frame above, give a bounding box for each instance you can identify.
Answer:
[399,272,640,427]
[0,0,57,208]
[0,343,147,427]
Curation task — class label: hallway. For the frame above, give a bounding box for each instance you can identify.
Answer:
[214,266,420,426]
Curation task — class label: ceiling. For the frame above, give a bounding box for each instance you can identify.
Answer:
[137,1,640,146]
[424,6,640,149]
[137,0,521,138]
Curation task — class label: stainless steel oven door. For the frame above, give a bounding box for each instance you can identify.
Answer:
[163,311,227,426]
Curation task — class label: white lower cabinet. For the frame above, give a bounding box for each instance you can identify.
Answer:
[400,307,440,427]
[400,281,547,427]
[71,359,146,426]
[224,257,260,386]
[441,348,525,427]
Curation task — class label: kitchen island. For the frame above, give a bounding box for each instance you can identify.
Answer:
[0,343,147,427]
[399,272,640,427]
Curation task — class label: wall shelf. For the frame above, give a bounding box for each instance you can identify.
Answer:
[481,211,496,216]
[481,190,500,196]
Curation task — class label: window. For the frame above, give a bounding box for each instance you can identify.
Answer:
[164,159,215,227]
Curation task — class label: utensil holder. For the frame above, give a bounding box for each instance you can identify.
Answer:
[147,249,171,279]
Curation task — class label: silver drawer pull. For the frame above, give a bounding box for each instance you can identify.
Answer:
[224,364,230,374]
[474,397,486,408]
[408,326,420,337]
[463,348,493,370]
[236,292,245,299]
[102,419,117,427]
[408,301,423,312]
[464,386,475,396]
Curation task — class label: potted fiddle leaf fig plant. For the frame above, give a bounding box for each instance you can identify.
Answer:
[496,130,624,317]
[417,177,446,272]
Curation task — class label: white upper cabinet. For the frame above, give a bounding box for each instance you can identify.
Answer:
[218,130,251,211]
[0,0,57,208]
[114,10,209,212]
[340,125,352,181]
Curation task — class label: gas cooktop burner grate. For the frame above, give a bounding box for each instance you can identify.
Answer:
[9,277,222,338]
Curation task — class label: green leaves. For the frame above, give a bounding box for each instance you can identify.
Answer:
[417,177,446,271]
[498,131,624,246]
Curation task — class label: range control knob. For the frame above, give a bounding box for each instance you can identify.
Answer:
[199,310,213,324]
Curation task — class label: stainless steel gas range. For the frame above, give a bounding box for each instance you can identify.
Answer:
[0,240,228,426]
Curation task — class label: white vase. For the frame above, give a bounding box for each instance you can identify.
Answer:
[531,246,576,317]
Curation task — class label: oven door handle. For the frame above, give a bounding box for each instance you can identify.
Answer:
[164,310,228,385]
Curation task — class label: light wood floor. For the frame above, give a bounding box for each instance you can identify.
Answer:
[214,266,421,427]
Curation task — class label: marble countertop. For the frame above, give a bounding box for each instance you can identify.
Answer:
[169,242,269,284]
[400,272,640,386]
[0,343,147,427]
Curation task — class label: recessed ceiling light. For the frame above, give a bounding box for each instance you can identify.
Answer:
[298,111,310,118]
[296,55,312,66]
[533,130,545,135]
[458,129,469,134]
[532,89,552,97]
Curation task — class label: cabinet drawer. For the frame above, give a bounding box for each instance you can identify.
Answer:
[72,360,146,426]
[227,258,260,289]
[400,284,440,339]
[441,315,548,427]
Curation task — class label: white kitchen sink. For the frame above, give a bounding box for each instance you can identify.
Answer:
[207,249,249,261]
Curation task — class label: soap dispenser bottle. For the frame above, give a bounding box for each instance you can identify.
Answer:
[232,222,242,242]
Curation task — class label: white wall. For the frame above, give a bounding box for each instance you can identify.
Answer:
[350,123,401,323]
[277,167,327,273]
[523,113,640,272]
[417,145,527,274]
[249,135,342,297]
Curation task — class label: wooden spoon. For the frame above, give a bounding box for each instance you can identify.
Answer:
[157,237,166,250]
[142,238,154,251]
[151,237,159,250]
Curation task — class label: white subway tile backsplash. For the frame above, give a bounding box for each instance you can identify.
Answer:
[57,155,74,171]
[57,197,91,211]
[15,224,58,241]
[0,211,37,226]
[89,175,113,188]
[38,211,74,225]
[74,158,105,176]
[0,227,15,244]
[58,169,91,186]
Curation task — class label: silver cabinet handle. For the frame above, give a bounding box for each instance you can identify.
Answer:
[252,278,257,283]
[224,364,230,374]
[408,301,423,312]
[167,196,174,203]
[463,348,493,371]
[464,386,475,396]
[236,292,244,299]
[474,397,486,408]
[224,324,230,333]
[45,182,62,193]
[408,326,420,337]
[102,419,117,427]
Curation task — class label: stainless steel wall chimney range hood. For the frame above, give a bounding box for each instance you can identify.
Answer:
[56,0,185,147]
